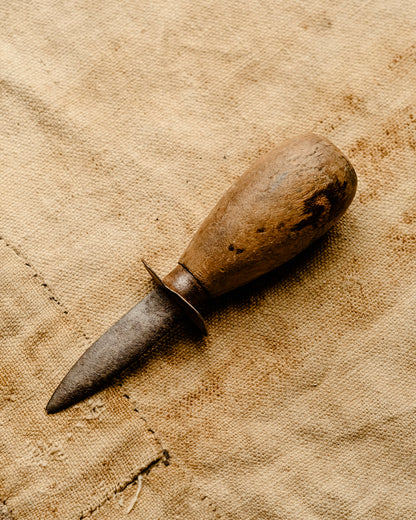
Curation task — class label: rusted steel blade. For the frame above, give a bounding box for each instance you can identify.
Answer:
[46,287,183,413]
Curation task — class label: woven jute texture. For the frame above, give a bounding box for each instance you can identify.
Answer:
[1,1,416,518]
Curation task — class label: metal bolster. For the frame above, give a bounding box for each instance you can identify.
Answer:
[142,259,208,335]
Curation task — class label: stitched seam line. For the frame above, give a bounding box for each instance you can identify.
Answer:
[0,501,14,520]
[80,452,168,519]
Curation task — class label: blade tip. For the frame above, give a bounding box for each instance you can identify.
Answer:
[45,383,77,414]
[45,394,63,414]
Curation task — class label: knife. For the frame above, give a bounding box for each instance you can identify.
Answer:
[46,133,357,413]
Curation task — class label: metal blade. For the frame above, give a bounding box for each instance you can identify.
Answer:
[46,287,183,413]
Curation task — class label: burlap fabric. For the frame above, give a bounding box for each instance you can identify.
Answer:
[1,1,416,518]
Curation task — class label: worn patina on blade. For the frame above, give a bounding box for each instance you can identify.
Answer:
[46,287,183,413]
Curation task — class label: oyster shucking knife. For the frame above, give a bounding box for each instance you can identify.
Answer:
[47,134,357,413]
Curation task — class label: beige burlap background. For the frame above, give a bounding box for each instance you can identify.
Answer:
[1,1,416,518]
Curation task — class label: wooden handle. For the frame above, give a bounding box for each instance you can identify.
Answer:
[147,133,357,331]
[179,133,357,296]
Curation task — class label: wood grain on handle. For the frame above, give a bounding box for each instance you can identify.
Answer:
[177,133,357,297]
